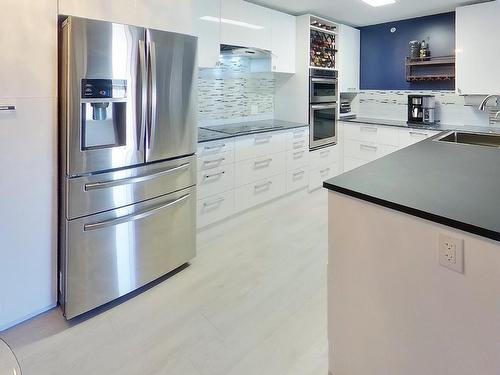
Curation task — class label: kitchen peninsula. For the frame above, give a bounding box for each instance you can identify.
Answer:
[324,130,500,375]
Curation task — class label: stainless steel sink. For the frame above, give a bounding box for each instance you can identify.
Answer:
[436,131,500,148]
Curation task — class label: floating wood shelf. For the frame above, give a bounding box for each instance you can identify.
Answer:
[405,56,456,82]
[408,74,456,81]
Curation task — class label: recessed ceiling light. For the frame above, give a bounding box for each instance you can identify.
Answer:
[362,0,396,7]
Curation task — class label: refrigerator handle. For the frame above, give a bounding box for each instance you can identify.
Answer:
[138,40,147,151]
[148,41,158,149]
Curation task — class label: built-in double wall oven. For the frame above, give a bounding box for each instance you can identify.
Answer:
[309,68,338,150]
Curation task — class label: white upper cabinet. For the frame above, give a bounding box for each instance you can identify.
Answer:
[270,10,296,74]
[193,0,221,68]
[338,24,360,93]
[220,0,272,50]
[456,1,500,95]
[59,0,195,35]
[0,0,57,98]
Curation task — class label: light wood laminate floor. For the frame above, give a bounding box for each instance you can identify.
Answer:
[1,189,328,375]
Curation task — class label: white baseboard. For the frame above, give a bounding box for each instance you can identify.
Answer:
[0,303,57,332]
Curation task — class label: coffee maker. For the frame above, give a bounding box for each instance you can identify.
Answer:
[408,95,436,125]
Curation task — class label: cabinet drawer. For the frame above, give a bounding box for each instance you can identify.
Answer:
[344,140,398,162]
[234,152,286,187]
[197,139,234,157]
[399,129,440,148]
[344,123,399,146]
[198,151,234,171]
[286,148,309,171]
[309,163,341,191]
[286,168,309,193]
[284,127,309,150]
[309,145,340,169]
[234,132,285,161]
[197,165,234,200]
[197,190,234,228]
[343,157,369,173]
[234,174,286,213]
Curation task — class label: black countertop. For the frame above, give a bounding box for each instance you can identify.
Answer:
[341,117,455,131]
[324,128,500,242]
[198,120,309,143]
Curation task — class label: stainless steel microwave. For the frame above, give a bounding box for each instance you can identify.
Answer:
[309,69,338,104]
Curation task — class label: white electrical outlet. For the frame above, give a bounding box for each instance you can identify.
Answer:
[439,234,465,274]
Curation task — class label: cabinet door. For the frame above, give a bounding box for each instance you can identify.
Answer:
[271,10,296,74]
[193,0,221,68]
[456,1,500,95]
[0,0,56,98]
[59,0,136,24]
[135,0,195,35]
[338,24,360,93]
[0,98,56,329]
[220,0,272,50]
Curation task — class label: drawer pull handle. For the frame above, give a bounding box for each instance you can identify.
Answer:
[204,143,225,151]
[320,168,331,175]
[0,105,16,111]
[203,171,225,180]
[360,126,377,132]
[360,144,377,152]
[293,141,305,149]
[293,130,305,138]
[85,163,190,191]
[320,150,330,157]
[84,194,190,231]
[203,157,225,166]
[254,135,272,144]
[254,181,272,190]
[409,131,428,137]
[293,170,306,177]
[254,158,272,168]
[293,151,305,158]
[203,197,225,207]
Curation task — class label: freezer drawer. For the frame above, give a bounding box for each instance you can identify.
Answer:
[62,186,196,319]
[66,155,196,219]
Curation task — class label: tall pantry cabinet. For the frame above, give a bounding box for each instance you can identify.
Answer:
[0,0,58,330]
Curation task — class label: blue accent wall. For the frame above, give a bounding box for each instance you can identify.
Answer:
[359,12,455,91]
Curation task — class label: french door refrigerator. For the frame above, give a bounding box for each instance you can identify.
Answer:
[59,17,198,319]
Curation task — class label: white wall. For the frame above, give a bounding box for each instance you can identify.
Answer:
[328,192,500,375]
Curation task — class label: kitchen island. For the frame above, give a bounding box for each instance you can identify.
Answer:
[324,129,500,375]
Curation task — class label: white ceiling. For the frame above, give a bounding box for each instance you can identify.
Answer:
[245,0,492,26]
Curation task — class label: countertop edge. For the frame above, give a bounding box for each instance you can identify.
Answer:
[198,123,309,144]
[323,182,500,243]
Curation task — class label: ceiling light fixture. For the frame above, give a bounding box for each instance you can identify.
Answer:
[200,16,264,30]
[361,0,396,7]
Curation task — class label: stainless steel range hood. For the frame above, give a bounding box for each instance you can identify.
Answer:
[220,44,271,59]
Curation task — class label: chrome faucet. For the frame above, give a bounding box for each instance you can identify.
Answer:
[478,94,500,111]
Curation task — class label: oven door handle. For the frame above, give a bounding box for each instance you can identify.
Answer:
[311,104,337,110]
[311,78,337,84]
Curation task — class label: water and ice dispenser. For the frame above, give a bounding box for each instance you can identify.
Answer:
[81,79,127,150]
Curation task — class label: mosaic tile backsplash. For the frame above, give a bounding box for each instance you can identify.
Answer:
[357,90,490,126]
[198,57,274,126]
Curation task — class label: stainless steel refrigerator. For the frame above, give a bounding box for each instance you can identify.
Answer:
[59,17,197,319]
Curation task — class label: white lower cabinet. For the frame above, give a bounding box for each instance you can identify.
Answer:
[235,152,286,187]
[234,174,286,213]
[343,157,367,173]
[286,168,309,193]
[197,190,235,228]
[309,163,341,191]
[399,128,440,148]
[344,139,398,162]
[197,164,235,200]
[286,148,309,170]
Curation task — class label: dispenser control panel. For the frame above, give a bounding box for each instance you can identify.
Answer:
[82,79,127,99]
